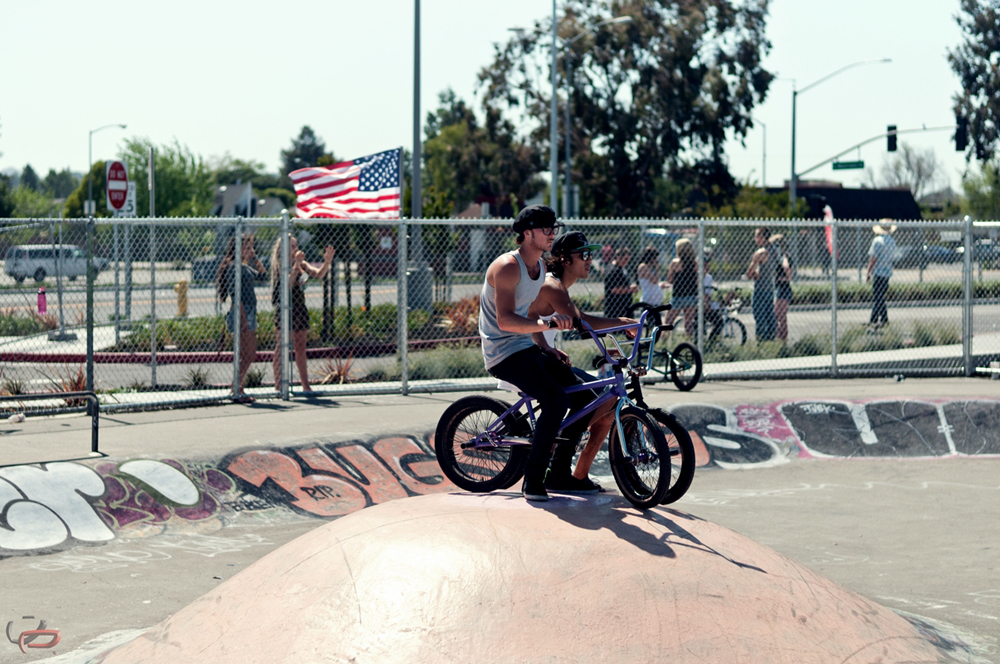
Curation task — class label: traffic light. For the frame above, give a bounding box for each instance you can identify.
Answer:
[956,115,968,151]
[887,125,897,152]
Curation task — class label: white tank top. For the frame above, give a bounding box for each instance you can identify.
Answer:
[638,277,664,306]
[479,251,546,370]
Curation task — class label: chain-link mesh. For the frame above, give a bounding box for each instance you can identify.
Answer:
[2,216,999,412]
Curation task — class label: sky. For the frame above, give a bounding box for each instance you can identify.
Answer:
[0,0,972,198]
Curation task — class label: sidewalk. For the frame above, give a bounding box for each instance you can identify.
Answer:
[3,377,998,466]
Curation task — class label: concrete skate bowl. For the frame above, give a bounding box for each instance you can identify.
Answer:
[93,492,950,664]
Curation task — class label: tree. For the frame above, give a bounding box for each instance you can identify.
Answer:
[117,137,214,217]
[423,89,544,214]
[281,126,332,177]
[11,186,59,217]
[20,165,40,191]
[42,168,80,198]
[949,0,1000,161]
[862,142,944,200]
[211,154,282,190]
[63,161,109,218]
[479,0,773,216]
[0,175,14,217]
[962,158,1000,219]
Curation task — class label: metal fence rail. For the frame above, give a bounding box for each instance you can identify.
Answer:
[1,215,997,411]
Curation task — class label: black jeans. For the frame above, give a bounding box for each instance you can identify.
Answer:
[489,346,594,483]
[871,275,889,325]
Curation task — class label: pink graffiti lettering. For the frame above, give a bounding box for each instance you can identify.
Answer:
[227,450,367,517]
[372,436,455,495]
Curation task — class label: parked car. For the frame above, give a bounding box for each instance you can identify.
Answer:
[190,254,270,284]
[892,245,930,269]
[958,239,1000,269]
[921,245,960,264]
[4,245,109,283]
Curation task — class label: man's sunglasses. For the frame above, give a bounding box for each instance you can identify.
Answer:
[558,249,592,261]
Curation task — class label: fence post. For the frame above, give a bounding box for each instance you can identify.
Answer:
[397,220,409,395]
[232,220,243,397]
[830,219,839,378]
[696,220,705,354]
[86,217,95,399]
[150,219,158,387]
[963,215,973,376]
[279,210,291,400]
[113,219,120,345]
[124,221,132,328]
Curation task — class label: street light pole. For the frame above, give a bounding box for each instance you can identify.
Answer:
[789,58,890,211]
[560,16,631,220]
[563,57,572,218]
[87,123,127,216]
[550,0,559,217]
[753,117,766,186]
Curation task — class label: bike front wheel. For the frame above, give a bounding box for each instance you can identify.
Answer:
[647,408,696,504]
[669,342,703,391]
[608,407,670,508]
[435,396,530,493]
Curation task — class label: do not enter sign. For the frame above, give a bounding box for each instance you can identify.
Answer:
[106,160,128,211]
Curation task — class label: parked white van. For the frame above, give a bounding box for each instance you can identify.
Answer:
[4,245,109,283]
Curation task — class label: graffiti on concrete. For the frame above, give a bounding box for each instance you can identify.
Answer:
[0,459,227,554]
[669,403,792,470]
[224,434,454,518]
[667,399,1000,468]
[0,434,452,556]
[2,406,997,557]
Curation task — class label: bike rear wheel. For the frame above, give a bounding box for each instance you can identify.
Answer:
[709,317,747,350]
[435,396,529,493]
[608,407,670,508]
[647,408,696,504]
[669,342,702,391]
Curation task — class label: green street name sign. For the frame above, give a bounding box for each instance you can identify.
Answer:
[832,160,865,170]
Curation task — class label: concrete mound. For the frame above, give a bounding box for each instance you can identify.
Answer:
[95,492,945,664]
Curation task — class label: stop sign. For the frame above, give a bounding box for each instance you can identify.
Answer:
[106,160,128,210]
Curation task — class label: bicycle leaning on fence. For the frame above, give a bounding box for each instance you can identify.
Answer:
[434,307,696,509]
[628,302,703,391]
[702,287,747,351]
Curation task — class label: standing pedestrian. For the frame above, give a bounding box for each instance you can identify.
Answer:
[218,235,266,403]
[770,234,794,343]
[866,221,897,328]
[745,226,776,342]
[662,238,699,336]
[603,247,637,318]
[271,235,334,392]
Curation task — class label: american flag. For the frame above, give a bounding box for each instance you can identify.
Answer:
[290,148,401,219]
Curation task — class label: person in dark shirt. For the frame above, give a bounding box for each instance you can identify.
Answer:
[217,235,266,403]
[603,247,636,318]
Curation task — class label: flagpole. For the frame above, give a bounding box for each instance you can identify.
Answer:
[408,0,432,311]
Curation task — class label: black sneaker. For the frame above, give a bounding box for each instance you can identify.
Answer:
[544,471,600,495]
[522,477,549,502]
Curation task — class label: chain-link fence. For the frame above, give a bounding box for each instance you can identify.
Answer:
[2,215,998,412]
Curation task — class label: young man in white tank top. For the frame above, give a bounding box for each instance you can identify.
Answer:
[528,231,638,492]
[479,205,594,502]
